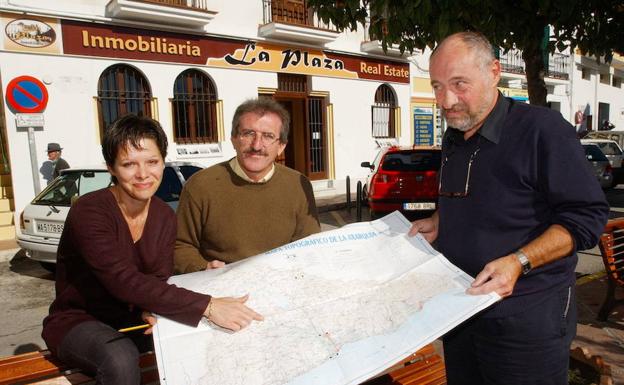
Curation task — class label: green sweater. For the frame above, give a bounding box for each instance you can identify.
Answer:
[174,161,320,274]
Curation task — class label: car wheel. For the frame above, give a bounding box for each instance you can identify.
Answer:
[39,262,56,273]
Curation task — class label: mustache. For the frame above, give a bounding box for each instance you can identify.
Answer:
[244,148,269,156]
[443,105,467,114]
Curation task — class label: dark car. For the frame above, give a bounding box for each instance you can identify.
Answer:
[361,146,441,220]
[582,144,613,189]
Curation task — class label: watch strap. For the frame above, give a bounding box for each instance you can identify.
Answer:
[514,249,532,275]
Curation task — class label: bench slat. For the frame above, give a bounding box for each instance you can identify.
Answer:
[598,218,624,321]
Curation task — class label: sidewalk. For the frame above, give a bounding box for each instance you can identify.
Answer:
[573,269,624,384]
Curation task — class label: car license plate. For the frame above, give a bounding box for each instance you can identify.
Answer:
[36,221,64,234]
[403,202,436,210]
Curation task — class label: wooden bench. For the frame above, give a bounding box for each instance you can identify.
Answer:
[0,350,159,385]
[597,218,624,321]
[362,344,446,385]
[0,344,445,385]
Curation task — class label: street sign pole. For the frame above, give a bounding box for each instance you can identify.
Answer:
[27,127,41,194]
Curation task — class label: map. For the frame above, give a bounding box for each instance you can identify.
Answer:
[153,212,500,385]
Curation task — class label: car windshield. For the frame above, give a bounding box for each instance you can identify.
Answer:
[32,170,111,206]
[583,145,609,162]
[381,151,441,172]
[595,142,622,156]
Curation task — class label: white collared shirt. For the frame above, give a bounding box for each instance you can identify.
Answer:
[229,157,275,183]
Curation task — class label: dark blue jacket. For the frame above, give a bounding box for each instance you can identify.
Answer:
[438,95,609,317]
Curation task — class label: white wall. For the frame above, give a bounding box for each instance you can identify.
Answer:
[572,55,624,131]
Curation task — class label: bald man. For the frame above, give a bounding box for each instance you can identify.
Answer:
[410,32,608,385]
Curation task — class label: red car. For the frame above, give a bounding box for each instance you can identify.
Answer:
[361,146,441,220]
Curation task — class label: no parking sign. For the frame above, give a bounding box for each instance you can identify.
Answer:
[5,76,49,113]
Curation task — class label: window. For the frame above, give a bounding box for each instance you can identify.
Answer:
[372,84,397,138]
[600,73,611,85]
[581,68,591,80]
[172,69,218,143]
[97,64,152,134]
[613,77,622,88]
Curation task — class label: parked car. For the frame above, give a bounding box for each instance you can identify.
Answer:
[17,162,202,270]
[584,131,624,151]
[361,146,441,220]
[581,144,613,189]
[581,139,624,185]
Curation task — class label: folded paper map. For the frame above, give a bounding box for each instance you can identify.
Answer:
[153,211,500,385]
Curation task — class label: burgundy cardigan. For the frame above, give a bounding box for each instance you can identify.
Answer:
[42,188,210,353]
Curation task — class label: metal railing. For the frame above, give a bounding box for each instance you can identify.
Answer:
[546,52,569,80]
[262,0,337,31]
[499,48,525,75]
[499,48,570,80]
[129,0,212,12]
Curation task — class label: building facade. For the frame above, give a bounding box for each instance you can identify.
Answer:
[0,0,413,236]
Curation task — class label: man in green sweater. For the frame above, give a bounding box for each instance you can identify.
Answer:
[174,98,321,274]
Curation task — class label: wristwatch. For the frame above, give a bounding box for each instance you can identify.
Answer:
[514,249,532,275]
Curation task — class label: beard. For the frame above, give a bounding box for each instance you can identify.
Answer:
[442,92,496,132]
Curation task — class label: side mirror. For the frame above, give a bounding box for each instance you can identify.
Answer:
[361,161,374,170]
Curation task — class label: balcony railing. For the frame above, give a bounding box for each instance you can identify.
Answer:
[499,48,525,75]
[262,0,336,31]
[499,48,569,80]
[129,0,212,12]
[546,52,569,80]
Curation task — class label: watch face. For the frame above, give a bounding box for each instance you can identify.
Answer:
[522,263,531,275]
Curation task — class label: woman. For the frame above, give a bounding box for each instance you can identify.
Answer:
[42,114,262,384]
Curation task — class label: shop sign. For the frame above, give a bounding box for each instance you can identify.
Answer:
[59,19,409,83]
[413,106,434,146]
[1,14,62,54]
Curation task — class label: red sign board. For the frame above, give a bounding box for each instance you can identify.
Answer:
[5,76,49,113]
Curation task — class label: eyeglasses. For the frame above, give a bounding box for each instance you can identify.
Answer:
[438,146,480,198]
[238,130,280,146]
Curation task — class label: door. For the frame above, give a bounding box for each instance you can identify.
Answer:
[598,102,610,130]
[273,96,327,180]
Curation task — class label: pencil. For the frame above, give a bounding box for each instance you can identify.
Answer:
[118,324,151,333]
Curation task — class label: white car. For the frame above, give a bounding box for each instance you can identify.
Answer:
[17,162,202,270]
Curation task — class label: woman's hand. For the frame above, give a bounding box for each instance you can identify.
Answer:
[205,294,264,331]
[141,311,157,335]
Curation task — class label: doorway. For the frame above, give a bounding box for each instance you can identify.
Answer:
[267,74,328,180]
[598,102,611,130]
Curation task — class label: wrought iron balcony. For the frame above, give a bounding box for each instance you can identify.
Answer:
[259,0,339,44]
[499,48,525,75]
[106,0,216,28]
[498,48,569,80]
[131,0,211,11]
[546,52,569,80]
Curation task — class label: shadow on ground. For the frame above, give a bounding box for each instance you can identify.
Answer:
[9,250,54,281]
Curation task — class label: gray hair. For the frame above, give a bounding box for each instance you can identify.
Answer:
[432,31,496,72]
[231,97,290,143]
